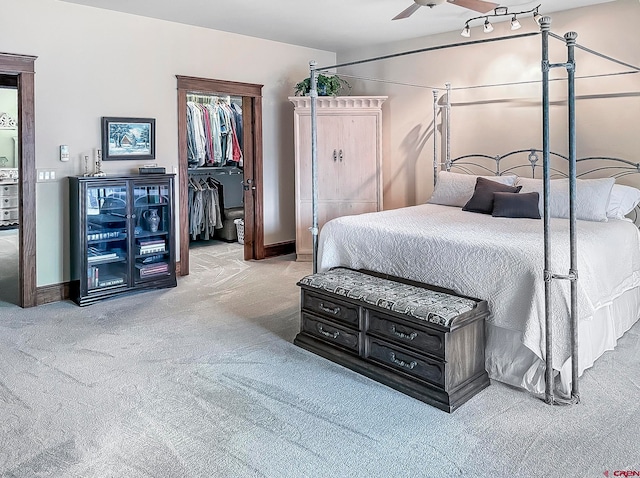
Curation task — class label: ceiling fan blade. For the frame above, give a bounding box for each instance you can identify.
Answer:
[448,0,499,14]
[392,3,421,20]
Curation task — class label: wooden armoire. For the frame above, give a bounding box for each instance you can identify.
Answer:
[290,96,387,261]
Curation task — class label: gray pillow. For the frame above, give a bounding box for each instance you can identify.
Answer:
[492,192,541,219]
[463,177,522,214]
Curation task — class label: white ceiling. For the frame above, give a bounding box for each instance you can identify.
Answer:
[60,0,616,51]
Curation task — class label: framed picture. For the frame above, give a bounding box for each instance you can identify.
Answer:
[101,117,156,160]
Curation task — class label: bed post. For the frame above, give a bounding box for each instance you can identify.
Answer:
[565,31,580,404]
[310,61,319,274]
[433,89,439,187]
[540,16,554,406]
[445,83,451,170]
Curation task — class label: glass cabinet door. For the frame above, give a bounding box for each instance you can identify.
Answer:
[86,183,129,291]
[133,182,171,284]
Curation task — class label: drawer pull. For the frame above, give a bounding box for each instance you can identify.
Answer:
[317,324,340,339]
[319,303,341,315]
[390,325,418,341]
[389,352,417,370]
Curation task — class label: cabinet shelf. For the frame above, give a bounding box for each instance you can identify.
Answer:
[134,230,169,240]
[88,235,127,245]
[70,174,176,306]
[87,255,126,266]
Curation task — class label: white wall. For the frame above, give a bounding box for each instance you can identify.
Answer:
[0,0,335,286]
[337,0,640,210]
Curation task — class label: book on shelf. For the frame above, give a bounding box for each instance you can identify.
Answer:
[87,247,119,263]
[87,265,99,288]
[136,242,166,255]
[136,262,169,277]
[98,276,125,288]
[140,253,166,264]
[87,229,122,241]
[88,267,125,288]
[138,238,165,246]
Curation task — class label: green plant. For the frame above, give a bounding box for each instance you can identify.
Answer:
[294,74,351,96]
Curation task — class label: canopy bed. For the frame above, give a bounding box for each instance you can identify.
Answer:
[302,17,640,406]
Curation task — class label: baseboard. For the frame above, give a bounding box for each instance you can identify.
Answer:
[34,256,255,305]
[263,241,295,258]
[36,281,71,305]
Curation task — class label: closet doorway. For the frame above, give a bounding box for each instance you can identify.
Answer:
[177,76,264,276]
[0,53,37,308]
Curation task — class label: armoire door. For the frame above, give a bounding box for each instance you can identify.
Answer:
[296,114,378,202]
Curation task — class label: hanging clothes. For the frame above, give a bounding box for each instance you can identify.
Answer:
[186,96,244,168]
[188,175,223,240]
[187,102,207,167]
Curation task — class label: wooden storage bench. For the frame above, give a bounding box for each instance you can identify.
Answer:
[294,267,490,412]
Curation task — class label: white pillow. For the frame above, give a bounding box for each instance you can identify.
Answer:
[429,171,517,207]
[515,177,615,222]
[606,184,640,220]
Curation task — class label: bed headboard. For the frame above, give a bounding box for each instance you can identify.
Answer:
[441,148,640,224]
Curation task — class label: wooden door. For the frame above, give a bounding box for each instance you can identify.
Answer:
[176,76,264,276]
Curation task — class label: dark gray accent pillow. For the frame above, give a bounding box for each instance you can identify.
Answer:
[492,192,541,219]
[462,177,522,214]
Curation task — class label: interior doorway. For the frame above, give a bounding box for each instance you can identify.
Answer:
[0,79,19,305]
[176,76,264,276]
[0,53,37,308]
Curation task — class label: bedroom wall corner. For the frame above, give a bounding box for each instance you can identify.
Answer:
[336,0,640,210]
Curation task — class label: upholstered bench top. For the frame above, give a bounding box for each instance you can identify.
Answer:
[297,268,480,328]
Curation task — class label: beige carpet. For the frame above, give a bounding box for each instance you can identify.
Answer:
[0,228,19,306]
[0,239,639,477]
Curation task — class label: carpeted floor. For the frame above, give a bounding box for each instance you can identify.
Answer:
[0,228,19,306]
[0,239,639,477]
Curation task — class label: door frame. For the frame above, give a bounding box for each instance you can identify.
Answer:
[176,75,264,275]
[0,52,37,308]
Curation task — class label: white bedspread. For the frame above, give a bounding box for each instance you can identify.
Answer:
[318,204,640,369]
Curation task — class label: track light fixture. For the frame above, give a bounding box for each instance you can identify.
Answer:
[510,15,521,30]
[533,7,542,24]
[461,4,541,37]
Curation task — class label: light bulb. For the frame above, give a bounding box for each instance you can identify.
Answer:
[461,24,471,37]
[511,16,521,30]
[484,18,494,33]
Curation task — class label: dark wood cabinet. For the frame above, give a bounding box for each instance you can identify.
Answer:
[70,175,177,306]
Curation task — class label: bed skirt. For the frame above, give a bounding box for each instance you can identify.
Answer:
[485,286,640,396]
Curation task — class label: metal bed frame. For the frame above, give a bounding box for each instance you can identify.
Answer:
[306,17,639,405]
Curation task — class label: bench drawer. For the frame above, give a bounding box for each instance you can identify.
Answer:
[302,312,360,353]
[367,311,444,358]
[302,291,360,328]
[366,337,444,387]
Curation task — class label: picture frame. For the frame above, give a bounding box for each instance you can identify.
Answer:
[101,117,156,161]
